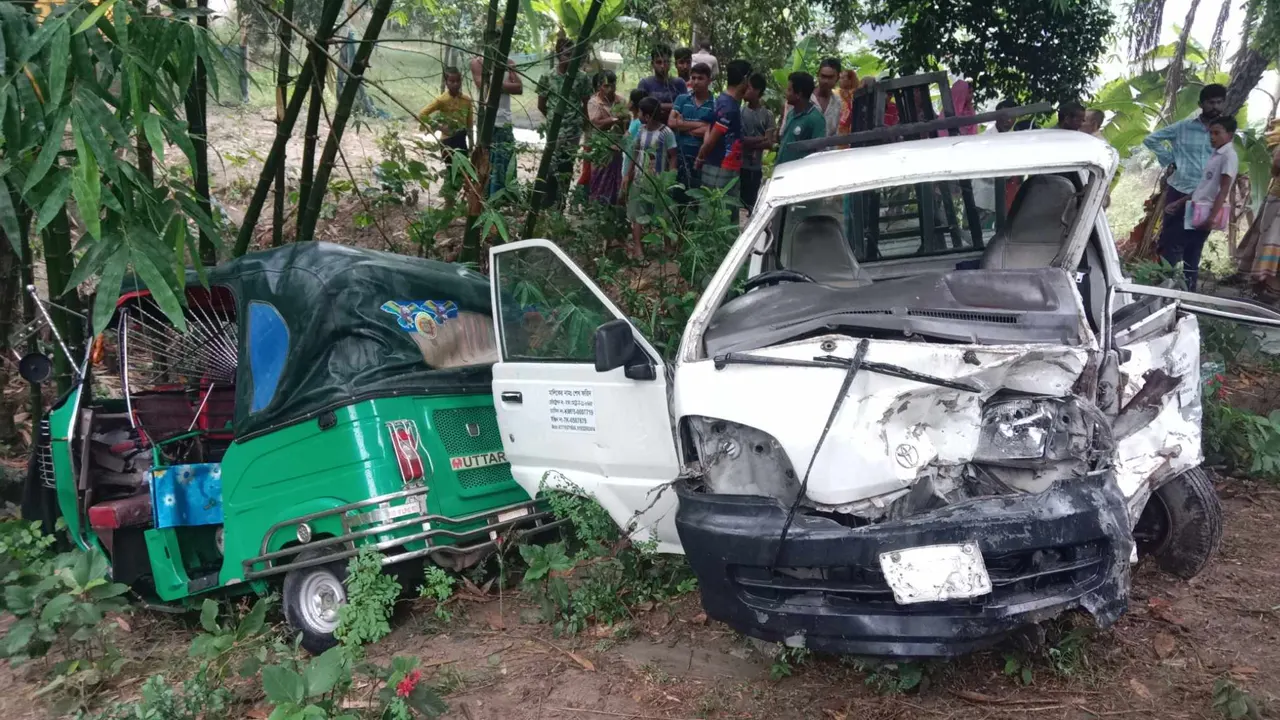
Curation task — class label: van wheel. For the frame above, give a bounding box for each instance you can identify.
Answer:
[1134,467,1223,579]
[283,550,348,654]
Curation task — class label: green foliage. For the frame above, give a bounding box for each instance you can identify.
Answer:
[1125,257,1184,287]
[0,518,57,586]
[1046,627,1092,677]
[188,596,277,681]
[516,482,697,636]
[334,550,401,647]
[417,566,456,622]
[1003,652,1034,685]
[261,645,356,719]
[1213,677,1263,719]
[849,658,927,694]
[0,1,226,333]
[0,544,131,713]
[1204,381,1280,481]
[77,669,233,720]
[865,0,1114,104]
[768,647,810,681]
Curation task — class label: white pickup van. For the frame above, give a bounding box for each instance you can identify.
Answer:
[485,129,1280,656]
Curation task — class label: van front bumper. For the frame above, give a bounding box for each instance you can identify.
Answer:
[674,473,1134,657]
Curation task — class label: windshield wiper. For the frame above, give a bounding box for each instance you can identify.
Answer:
[712,352,982,393]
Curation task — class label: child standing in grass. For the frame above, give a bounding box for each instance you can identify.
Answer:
[621,97,677,258]
[620,89,648,188]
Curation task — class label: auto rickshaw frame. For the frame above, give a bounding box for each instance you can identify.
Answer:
[27,242,559,649]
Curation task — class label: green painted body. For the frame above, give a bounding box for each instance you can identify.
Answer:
[48,384,526,604]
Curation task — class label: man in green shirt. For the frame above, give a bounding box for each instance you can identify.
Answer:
[776,72,827,165]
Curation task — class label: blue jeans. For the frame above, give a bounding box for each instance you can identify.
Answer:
[488,126,516,198]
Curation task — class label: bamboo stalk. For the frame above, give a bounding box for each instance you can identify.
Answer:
[459,0,521,263]
[42,207,84,392]
[296,0,343,239]
[232,0,345,257]
[522,0,606,238]
[294,0,395,244]
[272,0,294,247]
[192,0,214,264]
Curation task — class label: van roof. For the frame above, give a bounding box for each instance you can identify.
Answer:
[764,129,1119,205]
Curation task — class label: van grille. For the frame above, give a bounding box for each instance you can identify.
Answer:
[433,407,502,455]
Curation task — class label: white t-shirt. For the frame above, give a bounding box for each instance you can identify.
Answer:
[1190,143,1239,206]
[691,50,719,78]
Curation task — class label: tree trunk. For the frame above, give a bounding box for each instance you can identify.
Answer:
[522,0,606,238]
[233,0,345,257]
[295,0,395,244]
[42,207,85,393]
[459,0,521,263]
[273,0,295,247]
[1160,0,1199,122]
[296,0,343,239]
[1226,47,1270,118]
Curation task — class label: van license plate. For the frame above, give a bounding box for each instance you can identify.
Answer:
[878,543,992,605]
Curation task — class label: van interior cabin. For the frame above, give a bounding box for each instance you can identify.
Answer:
[76,285,238,588]
[714,167,1119,356]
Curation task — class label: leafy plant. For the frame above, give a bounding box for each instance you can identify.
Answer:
[417,566,456,622]
[768,647,811,681]
[188,596,275,681]
[1003,652,1035,686]
[78,669,233,720]
[0,547,131,712]
[334,549,401,648]
[1212,677,1263,719]
[852,658,927,695]
[261,645,354,719]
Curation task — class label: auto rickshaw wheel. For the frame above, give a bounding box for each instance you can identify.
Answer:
[1134,467,1223,579]
[283,549,348,654]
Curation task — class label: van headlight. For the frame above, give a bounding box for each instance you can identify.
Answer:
[974,398,1072,466]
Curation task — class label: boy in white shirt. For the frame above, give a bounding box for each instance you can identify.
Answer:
[1164,115,1238,290]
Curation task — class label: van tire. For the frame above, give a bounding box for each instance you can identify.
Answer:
[1136,468,1223,579]
[283,550,348,655]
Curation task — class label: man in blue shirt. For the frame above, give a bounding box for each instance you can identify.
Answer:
[670,63,716,193]
[696,59,751,214]
[1143,84,1227,277]
[636,44,687,124]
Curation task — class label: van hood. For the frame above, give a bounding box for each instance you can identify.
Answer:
[675,335,1096,514]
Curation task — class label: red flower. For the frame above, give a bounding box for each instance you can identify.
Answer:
[396,669,423,698]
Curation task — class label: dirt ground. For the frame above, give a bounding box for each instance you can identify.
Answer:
[1,474,1277,720]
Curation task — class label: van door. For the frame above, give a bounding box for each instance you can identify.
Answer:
[1108,284,1280,512]
[487,240,683,553]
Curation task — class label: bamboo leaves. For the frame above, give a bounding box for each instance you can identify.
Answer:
[74,0,116,36]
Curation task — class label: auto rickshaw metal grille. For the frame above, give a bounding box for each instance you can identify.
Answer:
[433,408,502,455]
[456,463,514,490]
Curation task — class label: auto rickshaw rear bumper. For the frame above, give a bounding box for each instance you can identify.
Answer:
[674,472,1133,658]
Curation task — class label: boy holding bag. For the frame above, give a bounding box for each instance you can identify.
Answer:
[1164,116,1238,290]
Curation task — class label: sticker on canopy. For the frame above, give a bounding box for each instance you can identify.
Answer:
[380,300,498,368]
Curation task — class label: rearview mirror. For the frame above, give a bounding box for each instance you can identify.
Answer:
[593,319,656,381]
[18,352,53,384]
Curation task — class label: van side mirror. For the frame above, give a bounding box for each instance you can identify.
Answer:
[593,319,656,381]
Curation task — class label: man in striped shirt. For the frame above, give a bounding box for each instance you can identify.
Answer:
[1143,84,1227,278]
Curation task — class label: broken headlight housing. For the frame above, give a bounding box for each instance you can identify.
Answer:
[973,398,1083,467]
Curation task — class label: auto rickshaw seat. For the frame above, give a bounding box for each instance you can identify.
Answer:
[131,390,199,444]
[88,493,153,529]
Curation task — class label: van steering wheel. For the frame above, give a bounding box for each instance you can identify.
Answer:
[742,269,817,292]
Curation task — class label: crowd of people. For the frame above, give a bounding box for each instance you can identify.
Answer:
[413,41,1276,296]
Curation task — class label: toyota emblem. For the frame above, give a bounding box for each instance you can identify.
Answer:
[466,423,481,438]
[894,443,919,468]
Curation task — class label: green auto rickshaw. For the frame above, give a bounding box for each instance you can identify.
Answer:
[23,242,557,652]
